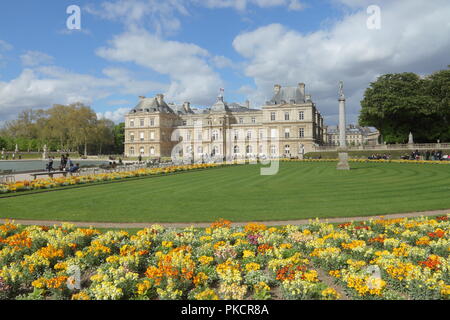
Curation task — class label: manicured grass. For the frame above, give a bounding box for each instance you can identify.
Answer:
[1,162,450,223]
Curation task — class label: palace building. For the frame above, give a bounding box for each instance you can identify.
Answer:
[124,83,326,159]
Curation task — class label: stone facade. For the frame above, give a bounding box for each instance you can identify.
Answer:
[124,83,325,159]
[326,125,380,147]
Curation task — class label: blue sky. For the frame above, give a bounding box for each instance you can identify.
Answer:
[0,0,449,125]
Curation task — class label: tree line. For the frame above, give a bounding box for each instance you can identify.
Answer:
[0,103,125,155]
[359,66,450,143]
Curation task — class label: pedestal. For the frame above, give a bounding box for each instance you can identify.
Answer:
[336,149,350,170]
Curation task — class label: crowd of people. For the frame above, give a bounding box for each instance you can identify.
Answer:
[368,154,392,160]
[46,154,80,173]
[400,150,447,161]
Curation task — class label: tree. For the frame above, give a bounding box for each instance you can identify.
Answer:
[113,123,125,154]
[359,72,443,143]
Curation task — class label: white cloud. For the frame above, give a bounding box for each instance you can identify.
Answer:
[20,51,54,67]
[97,107,130,123]
[0,40,13,51]
[197,0,304,11]
[232,0,450,124]
[0,66,166,122]
[96,29,224,105]
[85,0,189,35]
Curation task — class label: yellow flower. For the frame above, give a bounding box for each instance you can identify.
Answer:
[243,250,255,258]
[162,241,173,248]
[321,287,340,300]
[195,289,219,300]
[245,262,261,272]
[136,280,152,295]
[71,292,90,300]
[198,255,214,265]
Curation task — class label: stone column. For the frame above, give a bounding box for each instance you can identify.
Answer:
[337,81,350,170]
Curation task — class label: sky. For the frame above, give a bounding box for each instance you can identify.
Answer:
[0,0,449,126]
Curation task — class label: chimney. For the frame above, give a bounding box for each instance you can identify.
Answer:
[274,84,281,94]
[245,100,250,108]
[183,102,190,112]
[156,94,164,105]
[298,83,306,101]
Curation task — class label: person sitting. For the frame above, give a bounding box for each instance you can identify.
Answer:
[69,163,80,173]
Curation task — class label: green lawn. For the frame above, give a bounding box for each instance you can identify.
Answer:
[1,162,450,223]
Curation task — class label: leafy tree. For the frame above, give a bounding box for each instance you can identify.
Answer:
[359,71,446,143]
[113,123,125,154]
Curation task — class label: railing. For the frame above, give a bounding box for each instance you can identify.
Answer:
[313,143,450,152]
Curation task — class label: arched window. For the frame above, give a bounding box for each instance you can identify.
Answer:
[270,145,277,155]
[234,146,239,154]
[140,147,145,155]
[150,147,155,155]
[246,145,252,153]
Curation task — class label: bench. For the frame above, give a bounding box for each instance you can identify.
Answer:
[31,171,69,180]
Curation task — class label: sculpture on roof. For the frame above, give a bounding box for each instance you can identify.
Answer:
[339,81,345,100]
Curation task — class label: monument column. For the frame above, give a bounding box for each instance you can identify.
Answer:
[337,81,350,170]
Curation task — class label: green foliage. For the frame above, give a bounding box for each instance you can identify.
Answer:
[113,123,125,154]
[359,68,450,143]
[0,104,118,154]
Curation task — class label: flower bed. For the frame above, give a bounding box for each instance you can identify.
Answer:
[0,163,224,195]
[0,215,448,300]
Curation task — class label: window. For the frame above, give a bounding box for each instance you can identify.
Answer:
[234,130,239,140]
[285,112,290,121]
[150,118,155,126]
[150,131,155,140]
[284,128,290,138]
[150,147,155,155]
[299,128,305,138]
[130,147,135,155]
[270,128,277,138]
[140,147,145,155]
[270,145,277,155]
[187,131,191,141]
[234,145,239,154]
[212,130,219,141]
[246,145,252,153]
[299,111,304,120]
[130,133,135,142]
[140,132,144,141]
[247,130,252,139]
[284,145,290,154]
[270,112,276,121]
[239,117,244,124]
[259,129,264,140]
[258,145,263,153]
[212,145,219,155]
[198,133,202,140]
[197,146,203,153]
[182,120,187,126]
[193,119,197,125]
[251,117,256,124]
[140,119,144,127]
[130,119,135,127]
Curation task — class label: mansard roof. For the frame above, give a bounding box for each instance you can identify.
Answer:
[268,86,306,105]
[130,96,175,114]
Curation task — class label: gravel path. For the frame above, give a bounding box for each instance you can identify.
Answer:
[3,209,448,229]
